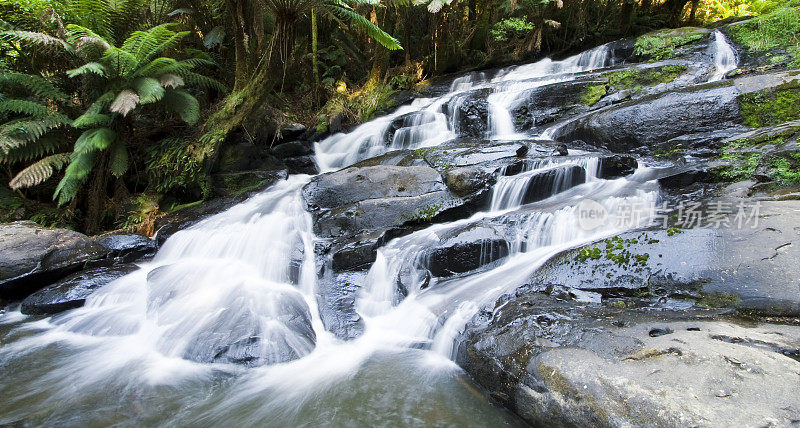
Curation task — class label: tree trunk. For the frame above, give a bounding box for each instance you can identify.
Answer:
[311,7,319,102]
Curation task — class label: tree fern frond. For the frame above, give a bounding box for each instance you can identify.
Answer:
[0,99,51,117]
[162,89,199,124]
[133,57,178,77]
[109,89,140,115]
[0,72,68,101]
[326,5,402,50]
[0,30,69,50]
[75,127,116,153]
[0,115,71,151]
[2,136,65,163]
[108,140,128,177]
[85,91,117,115]
[179,71,227,92]
[132,77,165,104]
[101,47,140,77]
[55,150,94,205]
[66,24,112,52]
[9,153,70,190]
[73,112,112,129]
[159,73,184,89]
[67,62,108,78]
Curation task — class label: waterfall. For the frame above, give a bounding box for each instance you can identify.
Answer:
[708,30,738,82]
[1,40,668,425]
[487,44,614,139]
[490,157,601,211]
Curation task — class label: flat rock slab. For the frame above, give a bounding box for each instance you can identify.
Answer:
[0,222,109,299]
[530,199,800,316]
[457,293,800,427]
[20,264,139,315]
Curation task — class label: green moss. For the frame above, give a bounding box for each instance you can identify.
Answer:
[728,6,800,52]
[633,29,704,60]
[604,65,687,92]
[739,82,800,128]
[582,84,608,106]
[404,203,443,222]
[717,132,800,185]
[698,292,741,308]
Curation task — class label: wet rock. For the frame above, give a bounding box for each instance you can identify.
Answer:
[94,233,157,263]
[316,271,366,340]
[554,81,744,153]
[529,200,800,316]
[553,144,569,156]
[303,165,487,240]
[445,167,494,197]
[20,264,138,315]
[283,155,318,175]
[456,292,800,427]
[511,79,605,132]
[427,239,510,277]
[278,122,306,142]
[445,89,490,138]
[0,222,109,299]
[271,140,314,159]
[597,155,638,179]
[213,142,284,173]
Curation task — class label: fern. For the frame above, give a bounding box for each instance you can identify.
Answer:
[132,77,165,104]
[108,140,129,177]
[0,99,51,117]
[0,73,68,101]
[67,62,108,78]
[9,153,70,189]
[72,113,112,129]
[326,4,402,50]
[109,89,140,115]
[162,89,199,124]
[0,30,69,51]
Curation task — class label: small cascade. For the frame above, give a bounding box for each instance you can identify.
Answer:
[487,44,614,139]
[708,30,738,82]
[490,157,601,211]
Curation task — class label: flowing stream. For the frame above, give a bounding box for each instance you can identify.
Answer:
[1,42,674,425]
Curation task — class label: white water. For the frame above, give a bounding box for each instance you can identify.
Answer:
[708,30,738,82]
[0,40,698,425]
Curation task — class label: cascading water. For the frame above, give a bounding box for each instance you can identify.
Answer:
[708,30,738,82]
[487,44,614,139]
[0,40,688,426]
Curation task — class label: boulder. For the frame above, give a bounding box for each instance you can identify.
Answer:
[445,166,495,197]
[20,264,138,315]
[94,233,157,263]
[529,198,800,316]
[0,222,109,299]
[303,165,486,240]
[554,81,743,153]
[456,292,800,427]
[316,271,366,340]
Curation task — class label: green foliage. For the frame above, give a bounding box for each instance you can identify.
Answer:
[633,29,704,60]
[490,17,534,42]
[145,137,204,194]
[728,5,800,51]
[738,82,800,128]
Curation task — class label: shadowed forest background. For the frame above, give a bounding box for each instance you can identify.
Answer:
[0,0,796,233]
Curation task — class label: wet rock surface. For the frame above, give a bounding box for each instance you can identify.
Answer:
[457,294,800,427]
[94,233,157,263]
[20,264,139,315]
[0,222,109,299]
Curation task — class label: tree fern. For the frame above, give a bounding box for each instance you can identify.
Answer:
[0,72,68,100]
[326,3,402,50]
[108,140,129,177]
[162,89,199,124]
[132,77,165,104]
[0,99,51,117]
[67,62,108,78]
[72,113,113,129]
[9,153,70,189]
